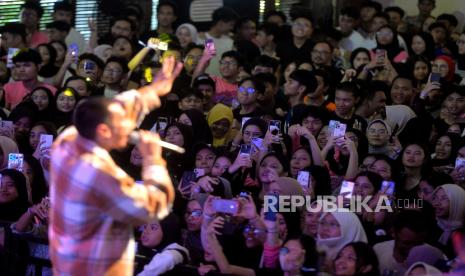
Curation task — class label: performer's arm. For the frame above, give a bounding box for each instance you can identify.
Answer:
[114,56,183,127]
[82,131,174,224]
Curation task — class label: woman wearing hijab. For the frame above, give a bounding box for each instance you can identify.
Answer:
[163,123,195,183]
[405,262,442,276]
[372,25,408,63]
[136,213,188,275]
[433,55,459,83]
[175,23,200,49]
[0,136,19,170]
[53,87,80,131]
[406,244,446,270]
[207,104,235,148]
[432,184,465,258]
[317,209,368,272]
[366,120,391,156]
[0,169,30,222]
[178,108,213,144]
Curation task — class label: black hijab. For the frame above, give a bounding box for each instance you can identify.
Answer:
[0,169,30,222]
[181,109,213,144]
[374,25,403,61]
[53,87,80,129]
[163,123,195,181]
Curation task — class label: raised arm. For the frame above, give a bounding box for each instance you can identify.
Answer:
[191,44,216,83]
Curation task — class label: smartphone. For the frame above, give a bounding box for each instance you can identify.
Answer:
[251,137,263,151]
[381,181,395,206]
[456,158,465,169]
[431,72,441,83]
[240,144,252,156]
[8,153,24,172]
[212,199,239,215]
[0,120,13,129]
[340,180,355,199]
[297,171,310,189]
[381,181,395,196]
[329,120,346,147]
[40,134,53,149]
[157,117,169,131]
[69,43,79,57]
[84,61,96,71]
[269,120,281,135]
[241,117,251,129]
[180,171,196,189]
[193,168,205,178]
[205,38,215,53]
[7,48,19,68]
[375,49,386,64]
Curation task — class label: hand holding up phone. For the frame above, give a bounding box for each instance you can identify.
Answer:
[206,216,224,237]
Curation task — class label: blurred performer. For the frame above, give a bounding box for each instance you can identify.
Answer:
[49,57,183,275]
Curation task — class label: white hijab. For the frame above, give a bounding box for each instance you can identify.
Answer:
[317,209,368,262]
[176,23,200,45]
[385,105,416,135]
[404,262,442,276]
[433,184,465,245]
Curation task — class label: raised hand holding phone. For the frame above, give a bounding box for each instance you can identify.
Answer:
[8,153,24,172]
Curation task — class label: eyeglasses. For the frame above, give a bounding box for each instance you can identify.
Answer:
[243,225,265,236]
[238,86,256,94]
[220,60,237,66]
[186,209,202,218]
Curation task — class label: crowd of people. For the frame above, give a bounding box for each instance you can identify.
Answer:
[2,0,465,275]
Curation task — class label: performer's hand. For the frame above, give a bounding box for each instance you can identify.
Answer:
[137,130,165,166]
[147,56,183,97]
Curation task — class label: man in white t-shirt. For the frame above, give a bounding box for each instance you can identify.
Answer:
[198,7,238,77]
[52,2,85,55]
[373,210,428,275]
[338,7,365,52]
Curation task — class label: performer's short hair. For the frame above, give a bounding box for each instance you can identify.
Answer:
[74,97,114,140]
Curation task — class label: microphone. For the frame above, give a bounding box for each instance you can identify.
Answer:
[129,131,185,154]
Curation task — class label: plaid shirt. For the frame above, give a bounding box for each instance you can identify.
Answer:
[49,90,174,276]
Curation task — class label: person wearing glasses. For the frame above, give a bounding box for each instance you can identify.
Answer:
[101,56,130,98]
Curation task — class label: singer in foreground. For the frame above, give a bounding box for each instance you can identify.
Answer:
[48,57,183,276]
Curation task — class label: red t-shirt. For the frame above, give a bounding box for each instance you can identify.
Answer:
[211,75,237,106]
[4,81,57,109]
